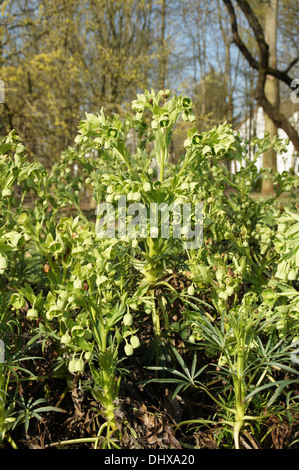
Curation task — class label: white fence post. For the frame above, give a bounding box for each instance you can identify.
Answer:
[0,339,5,363]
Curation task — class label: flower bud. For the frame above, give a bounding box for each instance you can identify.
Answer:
[162,89,170,98]
[124,344,134,356]
[74,279,83,289]
[288,270,297,280]
[0,256,7,273]
[187,284,195,296]
[68,357,85,374]
[226,286,234,296]
[17,213,29,225]
[188,334,196,343]
[143,182,151,192]
[61,333,72,345]
[124,313,134,326]
[84,351,93,361]
[2,188,12,197]
[132,192,141,202]
[27,308,38,320]
[106,194,114,203]
[132,238,139,249]
[130,335,140,349]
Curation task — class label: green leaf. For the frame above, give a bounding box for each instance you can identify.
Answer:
[245,379,297,402]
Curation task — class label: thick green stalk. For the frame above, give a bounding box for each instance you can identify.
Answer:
[233,346,246,449]
[159,152,165,183]
[150,289,161,374]
[144,238,165,285]
[102,379,117,431]
[4,433,17,449]
[233,378,245,449]
[89,300,117,432]
[159,295,169,330]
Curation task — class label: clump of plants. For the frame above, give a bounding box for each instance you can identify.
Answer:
[0,90,298,449]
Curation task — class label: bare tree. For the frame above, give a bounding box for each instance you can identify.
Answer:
[222,0,299,157]
[263,0,279,194]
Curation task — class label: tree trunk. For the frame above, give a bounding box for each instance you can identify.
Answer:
[223,0,299,155]
[160,0,167,91]
[262,0,279,195]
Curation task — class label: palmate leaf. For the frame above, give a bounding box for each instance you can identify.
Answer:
[146,366,191,382]
[12,397,63,433]
[191,352,198,378]
[172,382,190,399]
[145,346,209,397]
[105,296,127,330]
[244,379,298,404]
[171,347,192,381]
[32,405,62,414]
[143,377,191,399]
[265,383,295,410]
[181,295,214,317]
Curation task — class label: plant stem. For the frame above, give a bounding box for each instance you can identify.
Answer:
[150,289,161,374]
[233,345,246,449]
[159,154,164,183]
[159,295,169,330]
[3,432,18,449]
[233,419,244,450]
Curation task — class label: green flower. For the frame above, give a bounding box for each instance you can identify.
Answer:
[68,357,85,374]
[143,182,151,192]
[0,256,7,273]
[123,313,134,326]
[2,188,12,197]
[124,344,134,356]
[130,335,140,349]
[159,116,170,128]
[191,134,202,146]
[61,333,72,345]
[27,308,38,320]
[187,284,195,296]
[107,127,119,139]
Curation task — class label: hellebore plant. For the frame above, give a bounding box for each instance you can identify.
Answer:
[0,89,298,449]
[14,214,133,441]
[177,295,299,449]
[76,89,199,287]
[0,344,60,448]
[74,90,240,366]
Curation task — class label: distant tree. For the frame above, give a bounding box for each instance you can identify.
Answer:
[263,0,279,194]
[192,68,230,132]
[222,0,299,158]
[0,0,155,164]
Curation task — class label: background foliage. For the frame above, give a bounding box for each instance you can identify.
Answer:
[1,0,298,166]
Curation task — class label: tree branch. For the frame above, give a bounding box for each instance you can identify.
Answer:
[284,56,299,75]
[223,0,259,71]
[222,0,299,153]
[223,0,294,87]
